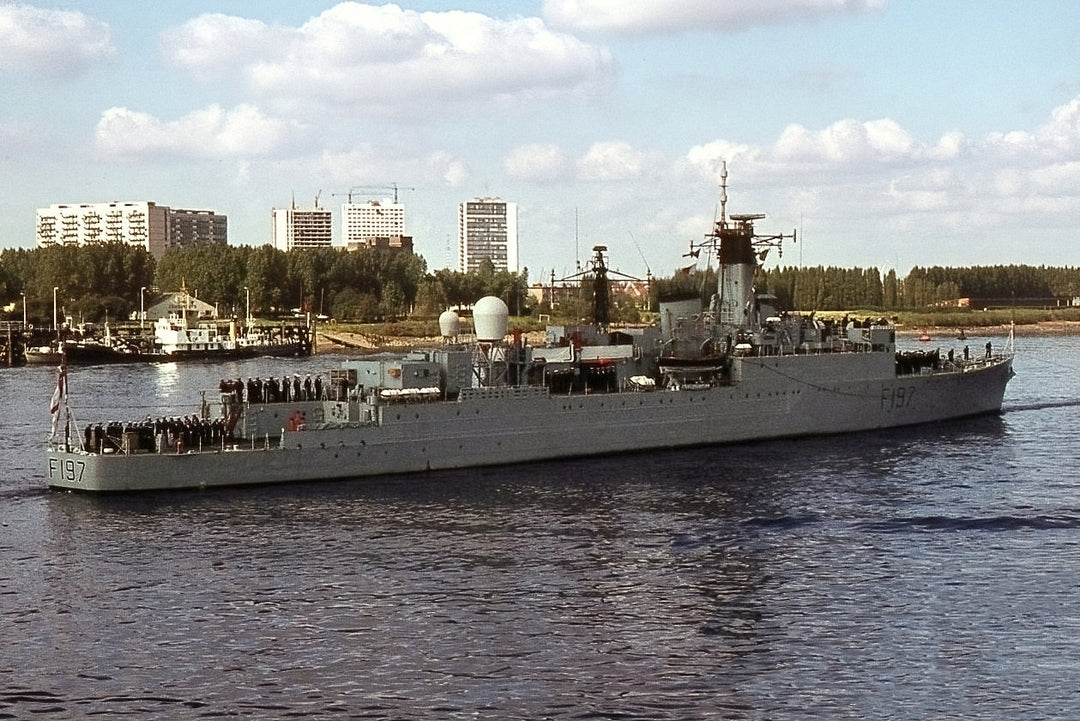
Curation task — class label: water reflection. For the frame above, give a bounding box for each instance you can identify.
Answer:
[2,343,1080,718]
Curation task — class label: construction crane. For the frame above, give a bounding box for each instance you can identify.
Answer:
[330,189,359,203]
[330,183,415,204]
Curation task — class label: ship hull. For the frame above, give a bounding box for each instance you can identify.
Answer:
[25,347,64,364]
[45,354,1013,492]
[60,341,308,365]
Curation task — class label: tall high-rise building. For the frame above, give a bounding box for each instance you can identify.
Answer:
[457,197,518,273]
[272,205,333,251]
[342,199,413,253]
[35,201,227,260]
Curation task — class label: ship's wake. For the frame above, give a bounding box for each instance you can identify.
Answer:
[1004,399,1080,413]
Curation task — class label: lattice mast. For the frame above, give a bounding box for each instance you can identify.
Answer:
[689,161,795,335]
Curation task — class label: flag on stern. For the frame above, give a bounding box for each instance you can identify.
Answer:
[50,362,67,436]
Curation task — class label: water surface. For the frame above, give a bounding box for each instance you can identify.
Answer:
[2,335,1078,719]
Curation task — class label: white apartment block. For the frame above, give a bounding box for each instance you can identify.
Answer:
[36,201,226,260]
[343,200,404,244]
[458,197,518,273]
[341,199,414,253]
[272,206,333,251]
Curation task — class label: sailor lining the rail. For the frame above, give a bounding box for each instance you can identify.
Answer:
[82,414,226,454]
[223,374,331,405]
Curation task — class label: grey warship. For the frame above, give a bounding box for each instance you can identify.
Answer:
[45,173,1015,492]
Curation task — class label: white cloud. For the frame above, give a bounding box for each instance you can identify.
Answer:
[680,94,1080,258]
[160,13,286,75]
[0,3,114,77]
[505,144,573,182]
[773,118,922,165]
[863,119,916,159]
[989,167,1026,200]
[1032,97,1080,157]
[984,129,1039,160]
[579,141,656,181]
[94,104,298,159]
[1032,162,1080,196]
[317,145,379,185]
[928,131,966,160]
[317,146,468,188]
[886,174,950,212]
[430,151,469,187]
[163,3,613,119]
[985,98,1080,165]
[685,140,757,176]
[543,0,884,36]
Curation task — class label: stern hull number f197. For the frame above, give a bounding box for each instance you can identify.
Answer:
[881,385,916,411]
[48,457,85,485]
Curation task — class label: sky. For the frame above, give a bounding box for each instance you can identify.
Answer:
[2,0,1080,282]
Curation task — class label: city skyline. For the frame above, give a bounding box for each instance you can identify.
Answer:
[2,1,1080,281]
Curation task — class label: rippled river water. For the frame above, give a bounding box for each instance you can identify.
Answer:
[2,333,1079,719]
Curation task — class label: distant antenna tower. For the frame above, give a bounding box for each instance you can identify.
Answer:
[719,160,729,225]
[574,207,580,271]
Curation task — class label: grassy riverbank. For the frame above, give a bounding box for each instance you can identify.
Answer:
[321,307,1080,337]
[819,307,1080,336]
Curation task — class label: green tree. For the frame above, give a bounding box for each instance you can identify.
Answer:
[413,277,448,317]
[245,245,288,316]
[157,245,244,309]
[332,288,380,322]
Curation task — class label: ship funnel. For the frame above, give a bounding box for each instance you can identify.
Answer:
[473,296,509,342]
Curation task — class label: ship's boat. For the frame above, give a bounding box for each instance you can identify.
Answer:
[44,167,1015,492]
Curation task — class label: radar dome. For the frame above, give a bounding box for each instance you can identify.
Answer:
[473,296,509,342]
[438,309,461,338]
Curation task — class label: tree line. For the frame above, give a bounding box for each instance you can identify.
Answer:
[0,243,528,325]
[759,264,1080,310]
[4,241,1078,326]
[654,264,1080,312]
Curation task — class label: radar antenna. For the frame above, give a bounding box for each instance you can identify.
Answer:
[689,161,796,263]
[559,246,642,327]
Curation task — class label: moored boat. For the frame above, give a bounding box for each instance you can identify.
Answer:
[25,344,64,365]
[148,313,311,361]
[41,315,312,365]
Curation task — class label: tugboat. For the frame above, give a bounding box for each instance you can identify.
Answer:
[45,166,1015,492]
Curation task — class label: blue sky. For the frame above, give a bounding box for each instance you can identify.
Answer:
[2,0,1080,281]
